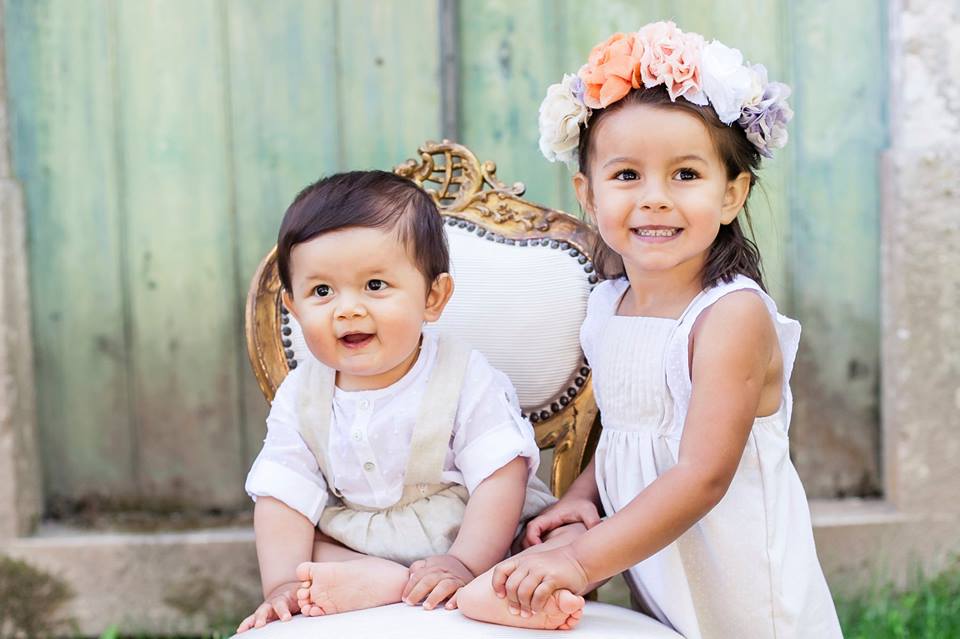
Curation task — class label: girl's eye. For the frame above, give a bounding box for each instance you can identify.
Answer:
[614,169,638,181]
[313,284,332,297]
[675,168,699,181]
[366,279,388,292]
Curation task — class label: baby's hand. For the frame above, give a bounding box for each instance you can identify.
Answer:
[236,581,301,633]
[492,545,589,617]
[522,498,601,548]
[401,554,475,610]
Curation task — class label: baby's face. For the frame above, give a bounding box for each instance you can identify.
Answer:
[283,226,442,391]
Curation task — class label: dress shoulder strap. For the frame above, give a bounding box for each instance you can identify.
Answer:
[404,334,473,486]
[664,275,801,432]
[296,356,342,497]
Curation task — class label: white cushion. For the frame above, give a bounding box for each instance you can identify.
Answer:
[281,221,594,418]
[232,602,681,639]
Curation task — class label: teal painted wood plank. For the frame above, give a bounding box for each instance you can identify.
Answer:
[115,0,244,508]
[459,0,573,214]
[225,0,343,468]
[787,0,886,497]
[4,0,136,504]
[336,0,441,170]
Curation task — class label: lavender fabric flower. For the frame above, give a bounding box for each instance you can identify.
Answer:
[738,65,794,158]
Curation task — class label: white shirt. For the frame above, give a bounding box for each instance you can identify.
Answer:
[245,331,541,525]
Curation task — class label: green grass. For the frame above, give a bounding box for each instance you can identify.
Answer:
[837,561,960,639]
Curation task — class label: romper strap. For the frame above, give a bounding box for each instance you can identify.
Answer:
[403,334,473,487]
[296,358,343,498]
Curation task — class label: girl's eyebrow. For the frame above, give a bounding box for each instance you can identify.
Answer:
[672,154,708,163]
[602,156,638,168]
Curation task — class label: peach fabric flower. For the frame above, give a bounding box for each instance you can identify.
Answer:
[635,22,706,103]
[579,32,640,108]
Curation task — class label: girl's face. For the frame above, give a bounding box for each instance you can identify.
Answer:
[282,226,452,391]
[574,103,750,287]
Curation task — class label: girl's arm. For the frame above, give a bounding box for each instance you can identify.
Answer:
[402,456,528,609]
[494,292,778,614]
[521,457,601,547]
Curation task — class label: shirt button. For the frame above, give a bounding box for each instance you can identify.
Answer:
[352,431,362,441]
[359,399,370,410]
[363,461,375,472]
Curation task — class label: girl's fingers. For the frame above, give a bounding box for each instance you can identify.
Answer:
[503,566,530,610]
[491,559,517,597]
[579,506,601,528]
[530,579,556,613]
[445,590,459,610]
[515,573,542,616]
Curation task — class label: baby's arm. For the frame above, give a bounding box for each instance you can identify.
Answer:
[402,456,527,609]
[236,497,315,632]
[495,291,779,615]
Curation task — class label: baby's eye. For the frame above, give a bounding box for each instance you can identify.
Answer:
[614,169,638,181]
[366,279,388,292]
[313,284,332,297]
[674,168,699,181]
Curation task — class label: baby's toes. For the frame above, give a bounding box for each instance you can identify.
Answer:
[296,562,314,582]
[297,587,311,602]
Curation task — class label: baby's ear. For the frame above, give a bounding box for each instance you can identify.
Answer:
[721,171,752,224]
[281,289,298,320]
[424,273,454,323]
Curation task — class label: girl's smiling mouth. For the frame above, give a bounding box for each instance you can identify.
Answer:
[632,225,683,242]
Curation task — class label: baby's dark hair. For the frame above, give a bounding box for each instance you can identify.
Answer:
[277,170,449,295]
[578,85,766,291]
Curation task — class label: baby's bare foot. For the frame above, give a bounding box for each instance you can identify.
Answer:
[295,558,407,616]
[458,580,585,631]
[535,589,585,630]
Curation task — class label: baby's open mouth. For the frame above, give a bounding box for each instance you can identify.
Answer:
[340,333,374,349]
[632,226,682,238]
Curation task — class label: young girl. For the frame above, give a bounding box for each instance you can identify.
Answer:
[236,171,566,632]
[470,22,843,638]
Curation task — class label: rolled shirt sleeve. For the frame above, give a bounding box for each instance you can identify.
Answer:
[449,351,541,494]
[244,367,330,525]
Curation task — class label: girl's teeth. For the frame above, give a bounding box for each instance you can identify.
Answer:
[637,228,678,237]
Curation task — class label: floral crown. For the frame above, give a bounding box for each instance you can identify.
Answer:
[538,21,793,166]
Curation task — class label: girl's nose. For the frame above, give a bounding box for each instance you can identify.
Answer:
[638,181,672,212]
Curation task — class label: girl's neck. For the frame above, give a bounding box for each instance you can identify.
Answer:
[620,260,704,318]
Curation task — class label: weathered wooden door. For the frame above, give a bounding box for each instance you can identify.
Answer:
[4,0,886,515]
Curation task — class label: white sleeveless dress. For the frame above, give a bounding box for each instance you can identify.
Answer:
[581,276,841,639]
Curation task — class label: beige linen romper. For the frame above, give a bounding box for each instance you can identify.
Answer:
[296,335,554,567]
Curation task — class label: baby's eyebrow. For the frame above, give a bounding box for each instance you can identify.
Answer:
[602,156,639,168]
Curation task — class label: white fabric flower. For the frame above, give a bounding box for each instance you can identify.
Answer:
[700,40,754,124]
[538,74,590,165]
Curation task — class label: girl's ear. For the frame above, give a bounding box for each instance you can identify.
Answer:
[572,172,595,223]
[424,273,454,323]
[720,171,752,224]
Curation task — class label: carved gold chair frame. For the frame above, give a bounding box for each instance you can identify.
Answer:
[245,141,600,497]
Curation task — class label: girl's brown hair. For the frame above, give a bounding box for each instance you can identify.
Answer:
[578,84,766,291]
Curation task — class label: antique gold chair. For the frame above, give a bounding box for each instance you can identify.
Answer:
[241,141,681,638]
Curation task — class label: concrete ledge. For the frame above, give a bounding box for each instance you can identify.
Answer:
[2,526,261,636]
[4,501,957,634]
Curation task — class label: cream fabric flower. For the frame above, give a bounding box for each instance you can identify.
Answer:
[700,40,755,123]
[538,74,590,165]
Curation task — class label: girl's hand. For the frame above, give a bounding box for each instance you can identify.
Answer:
[402,554,475,610]
[522,498,601,548]
[491,546,589,617]
[236,580,301,633]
